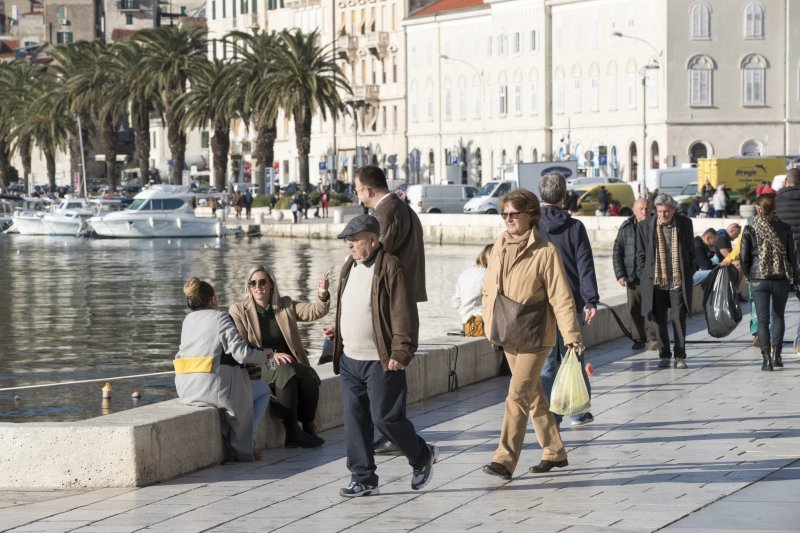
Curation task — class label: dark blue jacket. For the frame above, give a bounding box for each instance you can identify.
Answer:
[538,205,600,311]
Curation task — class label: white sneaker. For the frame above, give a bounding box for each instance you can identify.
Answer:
[339,481,379,498]
[411,444,438,490]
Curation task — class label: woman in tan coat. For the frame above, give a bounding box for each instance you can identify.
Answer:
[229,265,330,448]
[482,188,583,480]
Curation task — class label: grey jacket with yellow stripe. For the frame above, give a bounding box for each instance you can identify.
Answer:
[174,308,268,461]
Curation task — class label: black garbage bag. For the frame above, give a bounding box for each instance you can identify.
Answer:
[701,266,743,338]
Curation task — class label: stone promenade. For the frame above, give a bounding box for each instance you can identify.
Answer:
[2,299,799,532]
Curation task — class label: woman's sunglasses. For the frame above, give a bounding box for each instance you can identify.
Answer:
[248,279,269,288]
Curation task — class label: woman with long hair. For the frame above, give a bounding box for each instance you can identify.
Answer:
[229,265,330,448]
[174,277,274,461]
[741,194,800,370]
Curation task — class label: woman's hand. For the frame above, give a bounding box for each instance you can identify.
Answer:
[322,326,335,339]
[318,272,330,299]
[566,342,585,354]
[272,352,294,365]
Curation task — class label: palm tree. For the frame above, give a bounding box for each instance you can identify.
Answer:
[177,58,244,192]
[0,62,17,189]
[135,24,208,184]
[267,29,350,192]
[229,30,282,196]
[2,61,41,192]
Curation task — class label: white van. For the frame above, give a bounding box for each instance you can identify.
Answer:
[642,168,697,197]
[406,184,479,214]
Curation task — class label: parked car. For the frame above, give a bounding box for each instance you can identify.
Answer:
[574,183,635,216]
[406,184,479,214]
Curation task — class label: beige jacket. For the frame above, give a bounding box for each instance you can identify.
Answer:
[228,272,329,366]
[482,229,582,348]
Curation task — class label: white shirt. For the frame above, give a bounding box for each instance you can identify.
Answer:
[450,265,487,323]
[339,260,379,360]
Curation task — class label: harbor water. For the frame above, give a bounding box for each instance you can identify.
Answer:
[0,234,623,422]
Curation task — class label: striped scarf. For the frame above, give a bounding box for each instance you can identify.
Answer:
[654,221,681,289]
[752,215,792,279]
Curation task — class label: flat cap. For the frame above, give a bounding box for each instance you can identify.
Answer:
[337,214,381,238]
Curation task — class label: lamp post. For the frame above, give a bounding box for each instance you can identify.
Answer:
[612,31,661,190]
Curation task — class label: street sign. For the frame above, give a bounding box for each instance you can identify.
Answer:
[319,161,327,171]
[449,155,459,165]
[599,155,608,166]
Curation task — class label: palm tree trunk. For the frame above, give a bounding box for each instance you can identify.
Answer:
[101,114,119,193]
[19,138,32,193]
[44,138,56,191]
[254,116,277,195]
[294,109,312,192]
[211,120,229,192]
[132,100,151,184]
[0,140,11,189]
[165,105,186,185]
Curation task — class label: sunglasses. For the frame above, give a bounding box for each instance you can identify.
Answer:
[501,211,524,220]
[248,279,269,288]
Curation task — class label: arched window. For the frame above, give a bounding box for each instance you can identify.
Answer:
[457,76,466,119]
[688,55,715,106]
[532,148,538,162]
[409,81,418,122]
[629,142,639,181]
[516,145,523,163]
[626,59,637,109]
[690,3,711,40]
[741,139,761,156]
[497,71,508,116]
[472,74,481,118]
[529,68,539,115]
[607,61,618,111]
[513,70,523,115]
[474,147,482,183]
[425,78,434,121]
[501,149,507,165]
[589,63,600,112]
[741,54,767,105]
[744,2,765,39]
[690,141,708,163]
[554,67,565,114]
[651,141,660,169]
[443,77,452,121]
[572,65,582,113]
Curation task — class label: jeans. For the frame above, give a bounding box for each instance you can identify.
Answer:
[751,279,791,355]
[540,325,591,426]
[251,378,271,438]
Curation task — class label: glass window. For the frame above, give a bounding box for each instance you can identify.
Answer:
[530,30,536,52]
[573,78,581,113]
[690,3,710,39]
[513,32,520,54]
[57,5,67,21]
[590,75,599,112]
[627,72,637,108]
[744,2,764,38]
[689,55,714,106]
[211,1,216,19]
[444,79,452,121]
[125,13,133,25]
[472,75,481,118]
[56,31,73,44]
[498,85,507,116]
[410,82,418,122]
[607,74,617,110]
[201,131,210,149]
[742,56,766,105]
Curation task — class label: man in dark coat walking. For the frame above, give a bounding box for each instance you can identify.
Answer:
[775,168,800,354]
[636,194,696,368]
[613,197,656,351]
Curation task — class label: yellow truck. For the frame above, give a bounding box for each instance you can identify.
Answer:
[697,157,786,192]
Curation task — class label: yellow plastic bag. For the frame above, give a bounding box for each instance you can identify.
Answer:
[549,349,591,416]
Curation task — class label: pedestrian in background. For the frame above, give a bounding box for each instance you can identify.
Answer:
[693,228,718,285]
[636,194,696,369]
[332,215,438,497]
[774,168,800,354]
[353,165,427,455]
[613,197,657,351]
[740,194,800,370]
[712,184,727,218]
[451,243,493,336]
[481,188,582,481]
[244,189,253,219]
[538,172,599,427]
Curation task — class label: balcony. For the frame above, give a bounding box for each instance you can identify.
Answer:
[336,34,357,61]
[351,84,379,104]
[117,0,140,11]
[364,31,389,58]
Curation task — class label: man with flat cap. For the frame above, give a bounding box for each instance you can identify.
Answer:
[332,214,438,498]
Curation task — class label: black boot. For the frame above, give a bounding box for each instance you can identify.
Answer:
[773,346,783,368]
[285,423,324,448]
[761,352,773,371]
[302,422,325,444]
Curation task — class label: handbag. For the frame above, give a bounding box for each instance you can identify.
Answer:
[464,315,485,337]
[488,251,551,351]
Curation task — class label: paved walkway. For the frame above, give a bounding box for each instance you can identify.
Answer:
[2,300,800,532]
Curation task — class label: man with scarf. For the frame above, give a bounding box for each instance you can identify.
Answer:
[636,194,696,369]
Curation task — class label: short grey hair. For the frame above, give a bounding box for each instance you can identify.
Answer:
[653,193,678,209]
[539,172,567,204]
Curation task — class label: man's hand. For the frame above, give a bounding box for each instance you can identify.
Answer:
[388,359,406,371]
[617,277,627,287]
[584,307,597,325]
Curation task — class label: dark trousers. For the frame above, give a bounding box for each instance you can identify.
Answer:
[272,374,319,426]
[339,355,430,485]
[653,288,687,359]
[751,279,791,355]
[627,284,655,342]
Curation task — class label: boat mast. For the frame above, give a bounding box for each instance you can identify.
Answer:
[76,115,88,199]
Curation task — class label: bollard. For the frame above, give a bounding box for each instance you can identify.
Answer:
[333,207,343,224]
[102,382,112,399]
[254,212,264,225]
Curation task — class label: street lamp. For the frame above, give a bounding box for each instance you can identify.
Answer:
[612,31,662,190]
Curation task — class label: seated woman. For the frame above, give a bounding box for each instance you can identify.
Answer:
[450,244,493,336]
[174,277,274,462]
[230,265,330,448]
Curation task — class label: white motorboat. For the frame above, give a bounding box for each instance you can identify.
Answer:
[88,185,224,238]
[40,198,96,236]
[6,197,49,235]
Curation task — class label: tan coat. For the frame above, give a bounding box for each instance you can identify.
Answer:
[482,229,582,348]
[228,272,329,366]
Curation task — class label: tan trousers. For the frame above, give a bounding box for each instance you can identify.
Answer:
[492,346,567,473]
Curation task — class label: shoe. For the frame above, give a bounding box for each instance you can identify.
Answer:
[632,341,646,350]
[675,359,688,369]
[482,462,512,480]
[570,413,594,426]
[339,481,380,498]
[373,435,401,455]
[752,335,760,347]
[529,458,568,473]
[647,340,659,351]
[658,359,671,369]
[411,444,438,490]
[302,422,324,442]
[761,354,773,371]
[253,445,264,461]
[285,424,324,448]
[773,347,783,368]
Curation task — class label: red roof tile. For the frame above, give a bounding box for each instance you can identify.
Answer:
[410,0,484,18]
